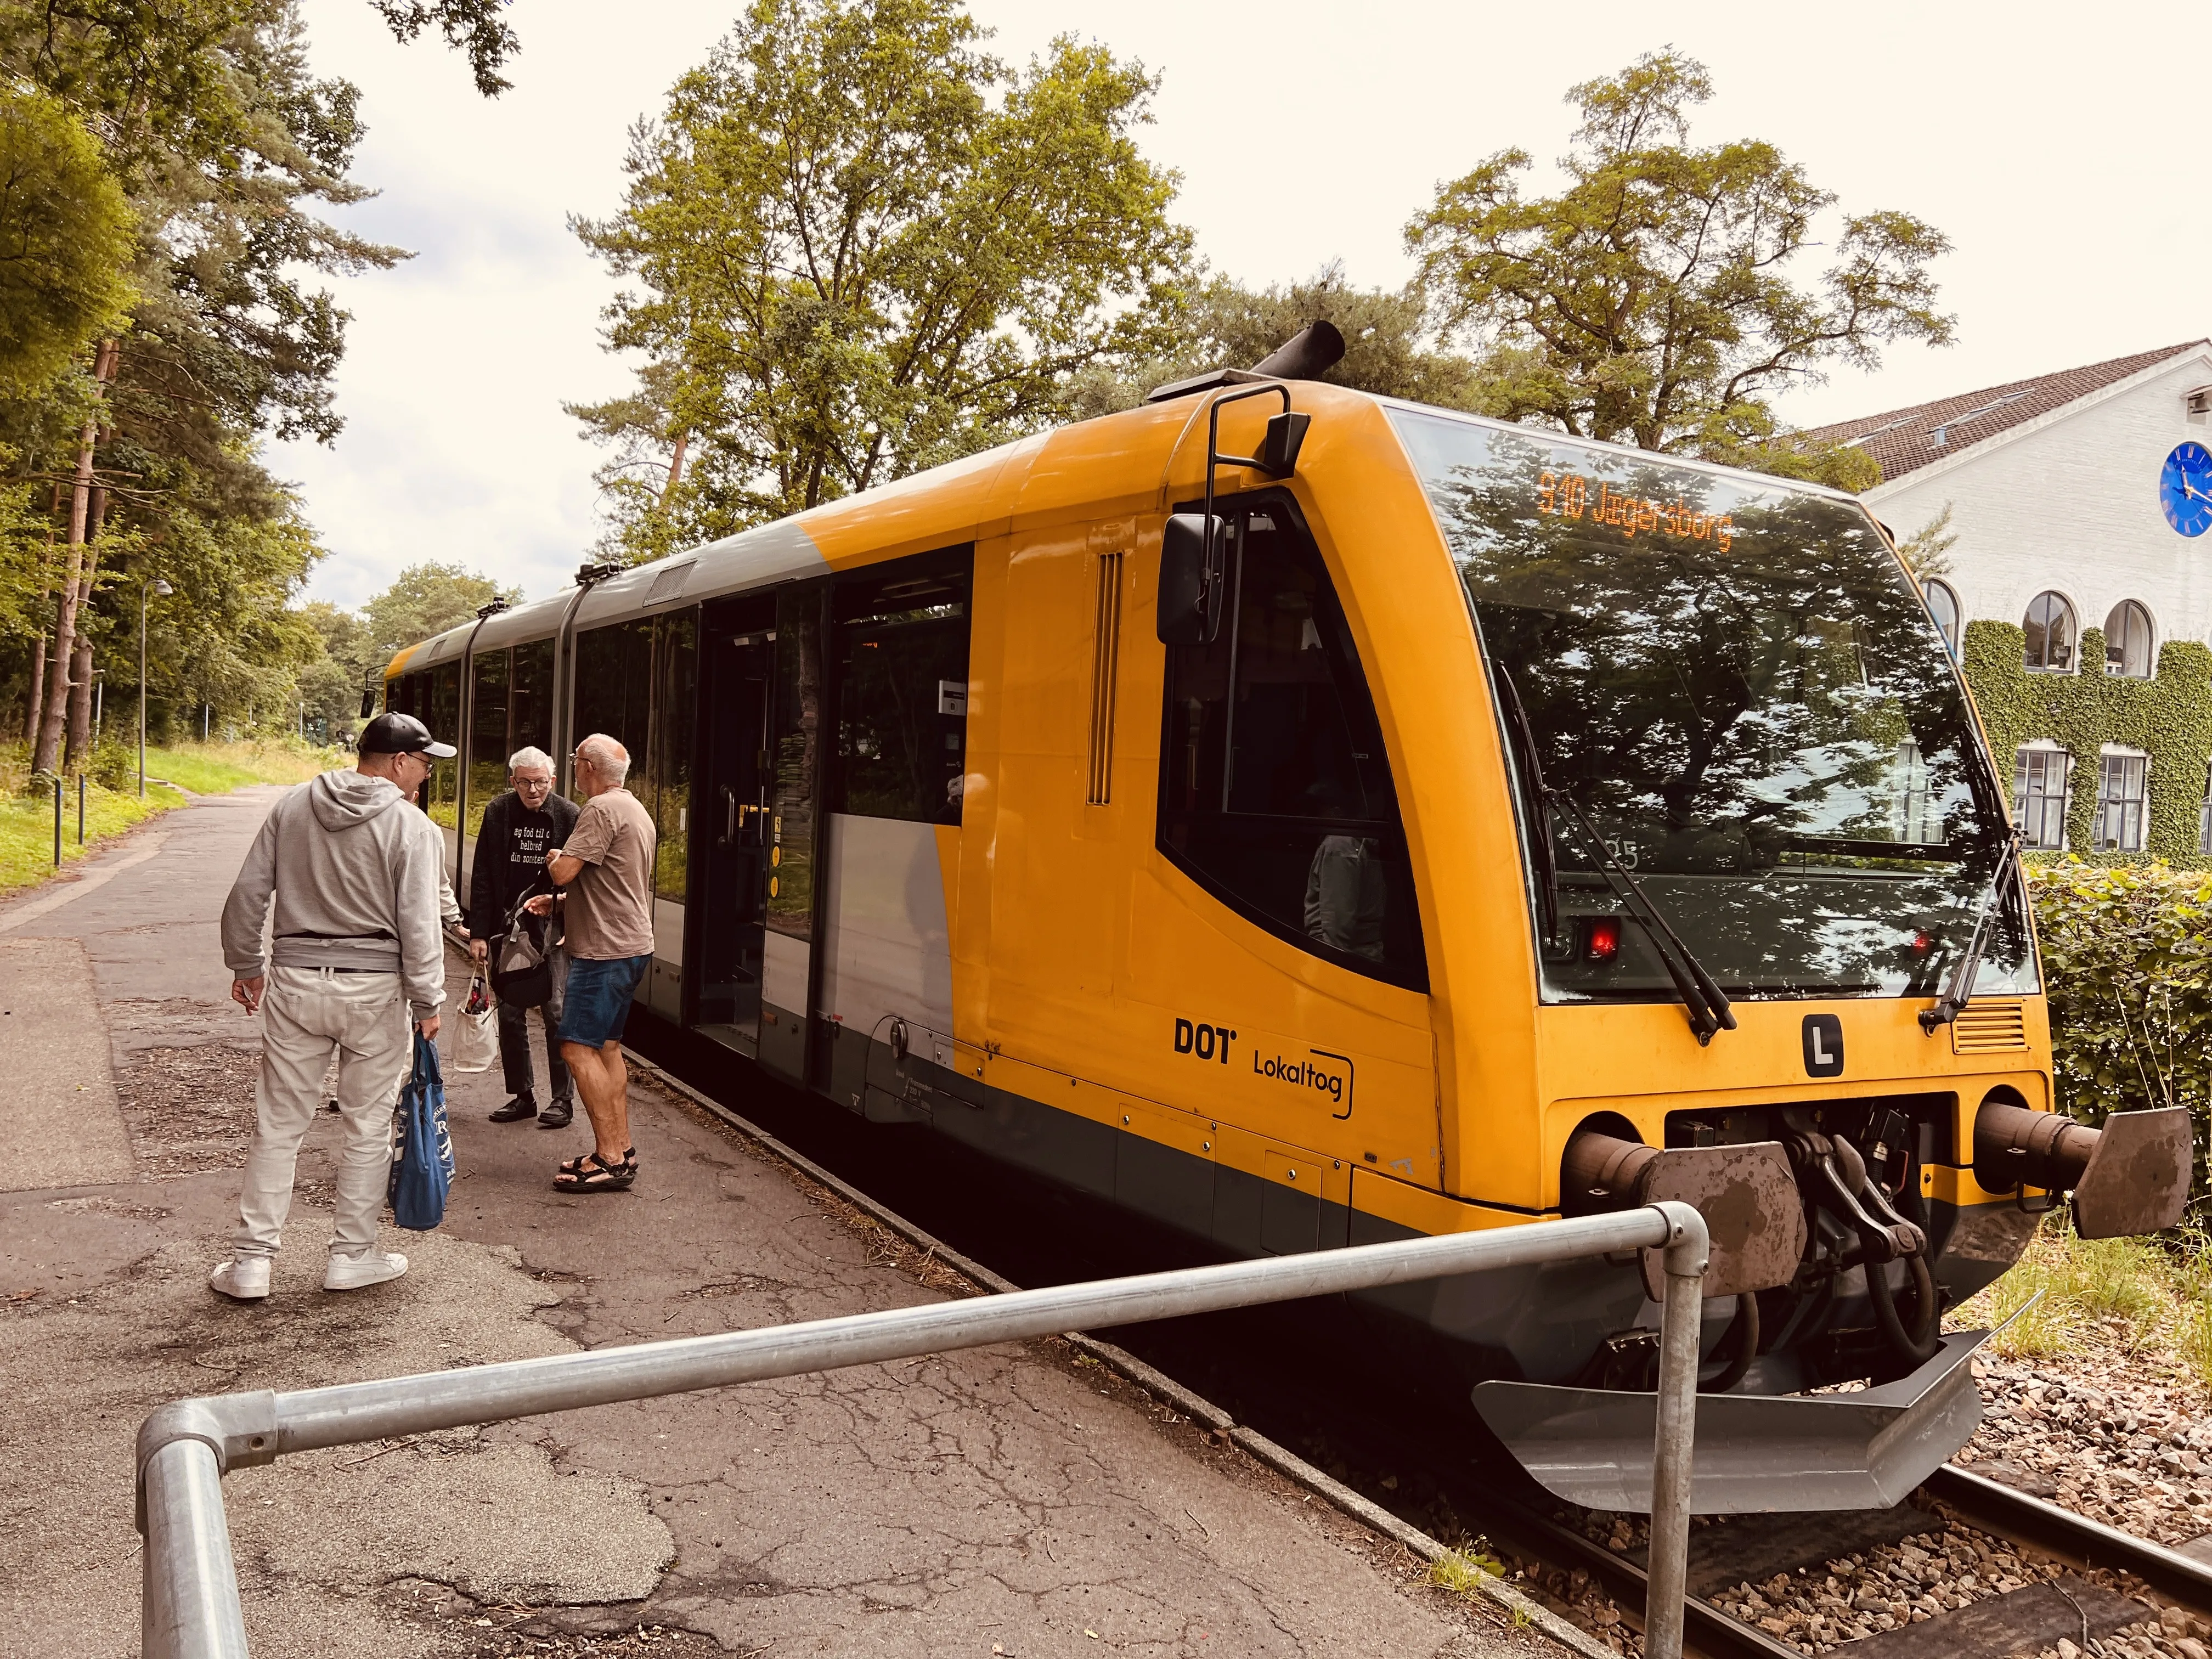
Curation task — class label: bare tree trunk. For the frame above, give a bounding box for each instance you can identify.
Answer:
[22,630,46,743]
[662,430,689,499]
[33,339,117,775]
[65,483,110,771]
[66,641,94,768]
[30,431,89,774]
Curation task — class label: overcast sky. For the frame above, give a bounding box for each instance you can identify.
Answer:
[275,0,2211,611]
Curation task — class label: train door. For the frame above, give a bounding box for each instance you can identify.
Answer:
[694,596,777,1055]
[814,554,972,1113]
[760,585,827,1084]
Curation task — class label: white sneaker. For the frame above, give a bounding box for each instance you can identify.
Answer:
[323,1250,409,1291]
[210,1257,272,1301]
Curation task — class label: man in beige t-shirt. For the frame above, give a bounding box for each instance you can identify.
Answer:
[524,732,658,1193]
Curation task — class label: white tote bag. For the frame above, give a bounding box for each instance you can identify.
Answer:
[452,973,499,1072]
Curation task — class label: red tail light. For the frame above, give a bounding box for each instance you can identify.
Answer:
[1584,917,1622,963]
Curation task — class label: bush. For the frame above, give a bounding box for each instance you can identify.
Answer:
[2029,859,2212,1206]
[88,738,139,793]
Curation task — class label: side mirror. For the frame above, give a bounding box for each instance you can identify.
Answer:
[1256,410,1310,477]
[1158,513,1227,645]
[359,686,378,719]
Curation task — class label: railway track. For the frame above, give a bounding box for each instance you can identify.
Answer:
[1479,1470,2212,1658]
[624,1018,2212,1659]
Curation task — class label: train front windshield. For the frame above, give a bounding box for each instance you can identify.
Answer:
[1389,407,2034,1002]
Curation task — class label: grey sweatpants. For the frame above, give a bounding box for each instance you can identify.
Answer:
[233,964,413,1261]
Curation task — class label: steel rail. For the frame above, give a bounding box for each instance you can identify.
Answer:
[1475,1464,2212,1658]
[1926,1465,2212,1615]
[138,1203,1712,1659]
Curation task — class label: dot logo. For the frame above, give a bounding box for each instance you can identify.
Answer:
[1802,1014,1844,1079]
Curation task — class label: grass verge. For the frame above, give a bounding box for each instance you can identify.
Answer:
[0,779,186,896]
[1956,1212,2212,1394]
[0,737,338,902]
[144,740,336,793]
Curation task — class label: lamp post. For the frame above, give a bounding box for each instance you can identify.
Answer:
[139,578,173,798]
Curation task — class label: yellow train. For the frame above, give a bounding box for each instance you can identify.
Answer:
[386,328,2188,1512]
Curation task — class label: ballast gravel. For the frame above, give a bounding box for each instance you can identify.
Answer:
[1563,1509,2210,1657]
[1542,1346,2212,1658]
[1954,1350,2212,1550]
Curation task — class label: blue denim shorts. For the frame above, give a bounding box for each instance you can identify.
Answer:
[557,953,651,1049]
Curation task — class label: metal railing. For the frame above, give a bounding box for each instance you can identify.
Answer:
[138,1202,1712,1659]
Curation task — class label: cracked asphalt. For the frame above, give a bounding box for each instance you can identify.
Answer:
[0,787,1555,1659]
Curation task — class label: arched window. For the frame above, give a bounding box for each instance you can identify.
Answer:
[1923,579,1962,658]
[2023,591,2076,673]
[2104,600,2154,678]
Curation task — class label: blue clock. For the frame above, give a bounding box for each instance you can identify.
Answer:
[2162,442,2212,537]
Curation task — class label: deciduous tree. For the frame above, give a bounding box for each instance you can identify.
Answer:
[360,561,515,668]
[571,0,1192,560]
[0,87,133,397]
[1068,264,1485,418]
[1406,50,1952,489]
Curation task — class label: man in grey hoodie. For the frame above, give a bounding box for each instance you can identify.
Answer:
[209,712,455,1300]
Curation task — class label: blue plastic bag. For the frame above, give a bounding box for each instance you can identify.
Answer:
[388,1030,454,1231]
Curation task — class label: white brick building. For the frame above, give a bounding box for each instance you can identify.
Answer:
[1809,341,2212,666]
[1809,341,2212,860]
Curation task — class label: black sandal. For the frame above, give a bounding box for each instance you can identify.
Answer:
[556,1147,634,1178]
[554,1151,636,1193]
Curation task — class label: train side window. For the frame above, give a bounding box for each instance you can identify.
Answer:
[655,609,697,900]
[428,663,461,826]
[466,648,509,837]
[832,563,971,825]
[1157,500,1425,989]
[511,638,555,754]
[572,618,655,809]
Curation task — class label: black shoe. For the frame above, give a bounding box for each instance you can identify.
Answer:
[538,1101,574,1130]
[489,1095,538,1124]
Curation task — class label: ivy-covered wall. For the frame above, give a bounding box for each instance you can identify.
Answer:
[1961,618,2212,866]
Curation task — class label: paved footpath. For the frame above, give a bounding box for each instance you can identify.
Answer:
[0,788,1556,1659]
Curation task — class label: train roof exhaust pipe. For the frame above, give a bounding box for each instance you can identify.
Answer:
[1144,319,1348,404]
[1249,319,1345,381]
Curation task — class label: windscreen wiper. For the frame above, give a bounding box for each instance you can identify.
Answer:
[1918,831,2024,1034]
[1496,670,1736,1046]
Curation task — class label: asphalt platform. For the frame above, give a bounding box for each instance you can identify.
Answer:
[0,783,1559,1659]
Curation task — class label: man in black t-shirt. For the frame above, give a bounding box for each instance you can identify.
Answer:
[467,747,582,1127]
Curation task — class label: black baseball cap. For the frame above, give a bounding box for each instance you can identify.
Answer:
[358,712,457,758]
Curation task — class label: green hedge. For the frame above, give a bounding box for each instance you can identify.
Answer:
[1962,619,2212,866]
[2030,860,2211,1205]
